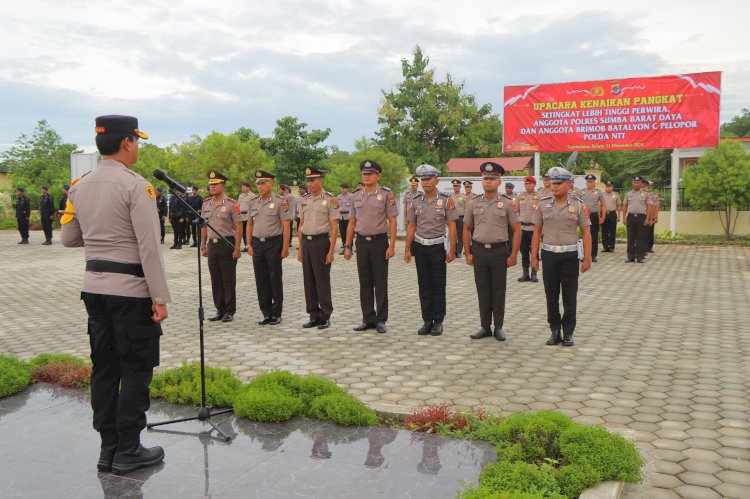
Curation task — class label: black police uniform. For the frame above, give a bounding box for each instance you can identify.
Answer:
[40,191,55,243]
[168,194,184,248]
[15,192,31,243]
[187,191,203,246]
[155,192,167,243]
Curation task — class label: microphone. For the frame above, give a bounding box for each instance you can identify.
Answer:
[153,169,187,193]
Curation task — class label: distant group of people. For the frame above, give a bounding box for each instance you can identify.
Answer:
[13,184,69,245]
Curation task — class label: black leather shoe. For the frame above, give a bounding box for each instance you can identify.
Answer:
[97,446,116,472]
[493,328,506,341]
[647,249,654,253]
[517,272,531,282]
[376,322,387,334]
[469,328,492,339]
[20,240,28,244]
[546,328,562,345]
[530,271,538,282]
[208,314,223,321]
[430,322,443,336]
[626,259,635,263]
[302,320,320,328]
[317,320,331,329]
[268,317,282,325]
[190,243,198,248]
[636,259,645,263]
[42,240,52,245]
[258,317,273,325]
[418,322,432,335]
[353,323,376,331]
[562,332,575,347]
[592,256,597,262]
[221,314,234,322]
[112,444,165,475]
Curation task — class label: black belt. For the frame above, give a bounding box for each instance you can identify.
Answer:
[339,211,350,214]
[472,240,507,249]
[356,233,387,241]
[86,260,144,278]
[628,213,646,217]
[302,233,329,240]
[241,211,248,214]
[252,235,282,243]
[521,222,534,226]
[607,211,617,214]
[210,236,235,243]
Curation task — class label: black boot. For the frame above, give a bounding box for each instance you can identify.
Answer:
[518,267,531,282]
[546,327,562,345]
[418,321,433,335]
[530,270,538,282]
[562,332,575,347]
[97,431,118,472]
[112,444,165,475]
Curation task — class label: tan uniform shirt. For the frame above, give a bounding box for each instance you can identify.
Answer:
[450,191,467,217]
[201,195,242,239]
[603,191,621,212]
[237,191,257,221]
[464,193,520,243]
[350,186,399,236]
[537,187,552,198]
[532,196,591,246]
[579,188,605,214]
[623,190,654,215]
[407,192,459,239]
[60,159,171,304]
[403,190,421,211]
[336,193,352,221]
[299,191,339,235]
[249,194,292,238]
[516,191,541,231]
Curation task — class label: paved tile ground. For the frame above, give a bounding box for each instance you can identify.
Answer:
[1,230,749,498]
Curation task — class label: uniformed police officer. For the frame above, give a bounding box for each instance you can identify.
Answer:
[237,181,257,252]
[61,115,168,474]
[39,185,55,245]
[15,187,31,244]
[168,190,184,249]
[343,160,399,334]
[186,185,203,247]
[504,182,517,201]
[622,175,653,263]
[463,180,474,198]
[531,166,592,347]
[278,184,296,246]
[201,170,243,322]
[517,175,541,282]
[464,162,521,341]
[450,179,467,257]
[59,183,69,220]
[600,181,620,252]
[337,183,352,255]
[643,180,659,253]
[537,175,552,198]
[404,164,458,336]
[155,187,167,244]
[297,167,339,329]
[247,170,292,325]
[295,184,308,241]
[579,174,605,262]
[403,176,421,227]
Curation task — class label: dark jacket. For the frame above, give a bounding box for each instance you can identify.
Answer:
[40,194,55,217]
[59,193,68,213]
[15,195,31,219]
[168,194,183,218]
[156,195,168,218]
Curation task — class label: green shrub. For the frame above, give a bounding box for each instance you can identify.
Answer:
[554,463,601,498]
[655,230,686,241]
[615,226,627,239]
[559,425,644,483]
[477,461,564,498]
[0,354,32,398]
[247,370,303,395]
[495,411,574,464]
[458,484,558,499]
[297,374,345,410]
[29,353,87,368]
[150,362,243,408]
[233,388,303,422]
[0,218,17,230]
[309,393,378,426]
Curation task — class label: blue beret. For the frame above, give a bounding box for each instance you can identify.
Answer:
[505,182,515,188]
[41,185,49,190]
[63,184,70,190]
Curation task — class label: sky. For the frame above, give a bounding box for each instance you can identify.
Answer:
[0,0,747,153]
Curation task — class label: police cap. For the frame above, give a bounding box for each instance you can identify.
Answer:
[359,160,381,174]
[95,115,148,139]
[208,170,228,184]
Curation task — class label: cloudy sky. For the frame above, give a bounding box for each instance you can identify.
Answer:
[1,0,747,153]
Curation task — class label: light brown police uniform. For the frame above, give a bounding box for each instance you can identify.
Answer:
[201,195,242,316]
[465,193,519,243]
[517,192,540,233]
[61,158,171,304]
[407,192,459,239]
[623,190,653,215]
[579,188,604,214]
[451,191,467,256]
[249,194,292,238]
[237,191,257,221]
[603,191,620,212]
[533,197,590,246]
[537,186,552,198]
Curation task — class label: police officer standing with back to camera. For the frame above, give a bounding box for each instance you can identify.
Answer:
[579,174,605,262]
[531,166,592,347]
[237,181,256,252]
[201,170,243,322]
[450,179,467,257]
[622,175,653,263]
[168,189,184,249]
[15,187,31,244]
[404,164,458,336]
[61,115,168,474]
[247,170,291,326]
[297,167,339,329]
[464,162,521,342]
[337,183,352,255]
[517,175,541,282]
[600,181,620,252]
[39,185,55,245]
[155,187,167,244]
[343,160,399,334]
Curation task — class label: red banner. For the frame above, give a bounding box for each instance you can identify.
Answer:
[503,72,721,153]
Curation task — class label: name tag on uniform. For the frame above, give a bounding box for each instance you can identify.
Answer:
[322,200,328,206]
[376,194,383,201]
[497,202,503,208]
[269,203,275,208]
[221,206,227,212]
[437,199,443,207]
[568,206,575,213]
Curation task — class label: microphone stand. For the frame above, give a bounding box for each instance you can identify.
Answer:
[147,188,236,441]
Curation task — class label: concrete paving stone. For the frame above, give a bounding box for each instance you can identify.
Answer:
[717,436,750,449]
[716,447,750,460]
[679,458,722,473]
[655,429,690,440]
[717,458,750,474]
[713,483,750,499]
[677,471,722,488]
[673,484,722,499]
[684,437,722,451]
[653,460,685,475]
[691,419,721,430]
[652,439,690,451]
[649,472,684,489]
[715,470,750,486]
[716,427,750,438]
[652,449,687,463]
[633,487,681,499]
[685,428,721,439]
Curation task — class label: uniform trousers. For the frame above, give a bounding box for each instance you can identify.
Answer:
[519,229,535,268]
[589,213,600,258]
[647,224,655,251]
[17,216,29,241]
[82,292,161,451]
[182,217,192,243]
[413,241,447,323]
[170,217,182,246]
[301,235,333,322]
[472,242,508,331]
[455,217,464,257]
[241,219,248,247]
[338,219,349,247]
[207,236,237,315]
[355,234,389,324]
[189,220,199,245]
[626,213,647,261]
[601,211,617,250]
[541,250,579,335]
[159,218,165,242]
[41,215,53,241]
[252,235,284,318]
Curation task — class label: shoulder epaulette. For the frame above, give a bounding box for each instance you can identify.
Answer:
[380,186,392,191]
[501,193,514,200]
[439,192,450,198]
[303,192,311,198]
[573,196,584,202]
[226,196,238,203]
[540,195,553,201]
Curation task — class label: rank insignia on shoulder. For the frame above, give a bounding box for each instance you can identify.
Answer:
[281,200,288,212]
[447,198,455,210]
[387,193,395,205]
[234,204,241,215]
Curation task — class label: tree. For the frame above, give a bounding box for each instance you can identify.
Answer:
[260,116,331,185]
[131,143,169,181]
[2,120,80,204]
[323,146,409,197]
[682,141,750,239]
[377,46,502,169]
[720,109,750,138]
